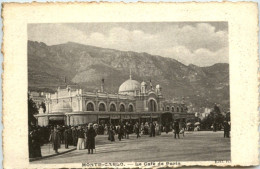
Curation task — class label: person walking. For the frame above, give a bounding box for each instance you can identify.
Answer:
[223,121,230,138]
[117,125,124,141]
[29,126,42,158]
[151,122,156,137]
[108,125,115,142]
[135,122,141,138]
[63,126,69,149]
[86,123,97,154]
[140,123,144,136]
[49,126,61,153]
[173,120,180,139]
[149,122,152,137]
[125,122,130,139]
[72,126,78,146]
[84,125,88,149]
[77,126,85,150]
[68,126,73,146]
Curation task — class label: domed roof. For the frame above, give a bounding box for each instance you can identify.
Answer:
[119,79,141,93]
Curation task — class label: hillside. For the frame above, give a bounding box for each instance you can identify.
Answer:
[28,41,230,111]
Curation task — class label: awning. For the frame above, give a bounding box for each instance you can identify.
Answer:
[131,115,139,119]
[110,115,120,119]
[141,115,150,118]
[98,115,110,118]
[121,115,130,119]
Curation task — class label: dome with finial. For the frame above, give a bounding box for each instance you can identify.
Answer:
[118,69,140,95]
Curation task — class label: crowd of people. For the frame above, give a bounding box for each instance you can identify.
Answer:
[28,121,166,158]
[29,120,230,158]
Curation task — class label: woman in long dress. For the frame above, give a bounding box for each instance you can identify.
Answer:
[76,126,85,150]
[108,125,115,142]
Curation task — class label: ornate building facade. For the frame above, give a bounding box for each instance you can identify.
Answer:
[35,74,195,126]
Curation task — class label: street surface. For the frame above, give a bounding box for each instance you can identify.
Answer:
[32,131,230,163]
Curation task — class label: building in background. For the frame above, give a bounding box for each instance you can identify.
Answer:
[34,74,195,126]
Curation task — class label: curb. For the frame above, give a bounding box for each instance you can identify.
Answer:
[29,148,76,162]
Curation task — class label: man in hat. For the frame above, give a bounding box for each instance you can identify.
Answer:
[68,126,73,146]
[134,122,140,138]
[117,124,124,141]
[49,126,61,153]
[223,121,230,138]
[63,126,69,149]
[150,122,156,137]
[173,120,180,139]
[72,126,78,146]
[86,123,97,154]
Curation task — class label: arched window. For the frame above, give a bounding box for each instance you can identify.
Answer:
[110,104,116,111]
[99,103,106,111]
[166,106,170,111]
[176,107,179,112]
[172,107,175,112]
[148,100,157,112]
[86,102,94,111]
[120,104,125,112]
[181,107,184,112]
[129,104,133,112]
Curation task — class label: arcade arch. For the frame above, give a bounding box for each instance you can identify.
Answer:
[98,102,106,111]
[119,104,126,112]
[109,103,117,112]
[86,101,95,111]
[128,104,134,112]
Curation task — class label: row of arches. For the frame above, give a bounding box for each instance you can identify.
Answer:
[165,106,184,112]
[86,101,134,112]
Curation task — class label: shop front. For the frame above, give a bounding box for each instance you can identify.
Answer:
[121,114,131,124]
[140,114,151,124]
[130,115,140,124]
[151,114,159,123]
[110,115,120,125]
[98,114,110,125]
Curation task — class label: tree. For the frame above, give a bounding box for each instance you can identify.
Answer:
[214,104,221,114]
[201,104,225,130]
[28,94,38,126]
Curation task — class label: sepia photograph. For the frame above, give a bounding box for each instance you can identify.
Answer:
[2,2,258,168]
[28,22,231,164]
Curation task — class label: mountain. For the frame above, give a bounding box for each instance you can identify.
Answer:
[28,41,230,111]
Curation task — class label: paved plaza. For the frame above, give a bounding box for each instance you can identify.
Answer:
[32,131,230,163]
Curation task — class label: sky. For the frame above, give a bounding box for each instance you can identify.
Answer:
[28,22,228,66]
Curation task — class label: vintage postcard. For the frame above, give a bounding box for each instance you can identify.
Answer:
[2,2,259,168]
